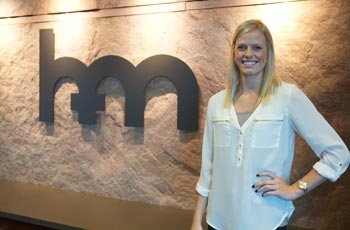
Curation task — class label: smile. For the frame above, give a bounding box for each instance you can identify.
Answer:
[242,60,258,66]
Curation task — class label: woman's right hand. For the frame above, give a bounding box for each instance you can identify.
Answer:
[191,195,208,230]
[190,222,203,230]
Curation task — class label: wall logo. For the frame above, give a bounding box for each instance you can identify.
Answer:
[39,29,199,130]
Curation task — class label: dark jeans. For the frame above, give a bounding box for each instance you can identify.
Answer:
[208,224,287,230]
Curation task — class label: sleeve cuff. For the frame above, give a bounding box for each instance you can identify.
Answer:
[313,162,337,182]
[196,183,210,197]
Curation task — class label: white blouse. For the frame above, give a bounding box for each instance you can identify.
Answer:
[196,82,350,230]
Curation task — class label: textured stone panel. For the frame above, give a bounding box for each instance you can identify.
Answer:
[0,0,349,229]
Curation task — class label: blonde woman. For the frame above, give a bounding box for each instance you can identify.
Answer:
[191,19,350,230]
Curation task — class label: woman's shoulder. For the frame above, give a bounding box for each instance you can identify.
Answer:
[211,89,226,98]
[278,81,296,90]
[207,89,226,107]
[275,81,300,96]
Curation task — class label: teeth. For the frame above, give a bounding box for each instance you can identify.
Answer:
[243,61,256,65]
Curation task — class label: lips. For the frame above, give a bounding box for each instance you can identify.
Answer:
[242,60,258,66]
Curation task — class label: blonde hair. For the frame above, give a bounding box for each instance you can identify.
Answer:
[223,19,280,108]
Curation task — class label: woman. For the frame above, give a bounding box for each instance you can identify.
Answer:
[191,19,350,230]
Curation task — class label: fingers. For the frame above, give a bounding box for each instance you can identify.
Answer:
[252,171,281,196]
[261,189,279,197]
[252,171,276,189]
[257,171,277,179]
[252,172,293,199]
[252,179,274,189]
[253,181,277,195]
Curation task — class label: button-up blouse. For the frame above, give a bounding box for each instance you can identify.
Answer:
[196,82,350,230]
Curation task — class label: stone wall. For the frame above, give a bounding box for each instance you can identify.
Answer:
[0,0,349,229]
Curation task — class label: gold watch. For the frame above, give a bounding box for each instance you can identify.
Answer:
[297,180,308,193]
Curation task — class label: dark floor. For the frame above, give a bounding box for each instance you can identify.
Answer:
[0,217,53,230]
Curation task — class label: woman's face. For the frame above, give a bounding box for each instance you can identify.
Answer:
[234,29,268,79]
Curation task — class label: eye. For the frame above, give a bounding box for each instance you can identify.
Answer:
[236,44,247,51]
[253,45,263,51]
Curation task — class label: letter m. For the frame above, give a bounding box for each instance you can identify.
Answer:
[39,29,199,131]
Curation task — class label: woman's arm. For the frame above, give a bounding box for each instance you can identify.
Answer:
[191,195,208,230]
[253,168,327,201]
[289,85,350,182]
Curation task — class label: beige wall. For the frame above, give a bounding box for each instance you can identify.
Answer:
[0,0,349,229]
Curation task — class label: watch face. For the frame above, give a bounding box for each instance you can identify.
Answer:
[298,180,307,190]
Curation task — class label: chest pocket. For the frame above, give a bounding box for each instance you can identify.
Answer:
[213,117,231,147]
[251,115,284,148]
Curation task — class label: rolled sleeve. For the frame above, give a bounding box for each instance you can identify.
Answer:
[313,150,350,182]
[196,182,210,197]
[195,93,219,197]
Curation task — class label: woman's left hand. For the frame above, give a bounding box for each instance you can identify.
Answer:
[252,171,300,201]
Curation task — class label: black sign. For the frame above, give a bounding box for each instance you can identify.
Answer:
[39,29,199,130]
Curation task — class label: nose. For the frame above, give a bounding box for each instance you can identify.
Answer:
[244,47,253,58]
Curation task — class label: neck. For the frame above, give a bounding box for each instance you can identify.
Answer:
[237,73,263,94]
[233,73,263,112]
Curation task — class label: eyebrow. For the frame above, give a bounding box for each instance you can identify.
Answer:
[236,43,265,46]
